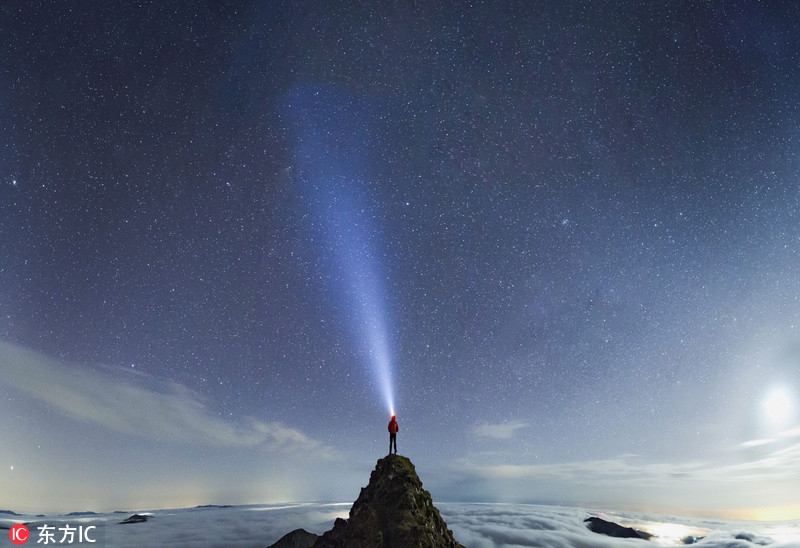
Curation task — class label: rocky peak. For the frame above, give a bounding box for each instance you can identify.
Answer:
[312,454,464,548]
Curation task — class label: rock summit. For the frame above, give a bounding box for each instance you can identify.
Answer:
[268,454,464,548]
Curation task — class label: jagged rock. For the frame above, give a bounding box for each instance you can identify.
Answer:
[266,528,318,548]
[584,516,653,540]
[313,454,464,548]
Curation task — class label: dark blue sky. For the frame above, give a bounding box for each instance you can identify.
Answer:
[2,1,799,517]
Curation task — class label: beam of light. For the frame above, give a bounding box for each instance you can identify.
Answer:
[285,86,395,415]
[313,174,395,415]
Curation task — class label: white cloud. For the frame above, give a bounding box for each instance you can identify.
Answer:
[473,420,528,439]
[779,425,800,438]
[741,438,774,448]
[0,341,329,454]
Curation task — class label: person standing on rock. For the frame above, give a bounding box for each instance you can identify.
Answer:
[388,414,399,455]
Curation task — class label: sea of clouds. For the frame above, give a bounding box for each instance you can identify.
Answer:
[2,503,799,547]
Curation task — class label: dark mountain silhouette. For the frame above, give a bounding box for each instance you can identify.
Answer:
[266,454,463,548]
[584,516,653,540]
[268,528,319,548]
[118,514,149,524]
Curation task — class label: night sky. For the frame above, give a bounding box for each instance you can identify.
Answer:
[2,2,800,519]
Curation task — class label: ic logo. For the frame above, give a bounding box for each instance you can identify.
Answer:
[9,524,29,545]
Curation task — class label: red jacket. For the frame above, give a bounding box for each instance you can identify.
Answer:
[388,418,399,434]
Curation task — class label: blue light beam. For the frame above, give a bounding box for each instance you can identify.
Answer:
[286,87,396,415]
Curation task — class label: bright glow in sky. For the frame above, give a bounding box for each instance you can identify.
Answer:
[763,387,794,426]
[1,2,800,519]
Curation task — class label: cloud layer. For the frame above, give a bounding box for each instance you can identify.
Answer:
[0,341,327,453]
[3,503,798,548]
[473,420,529,439]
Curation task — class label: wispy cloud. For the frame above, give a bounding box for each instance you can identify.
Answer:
[461,444,800,486]
[779,425,800,438]
[473,420,528,439]
[0,341,329,454]
[462,457,705,484]
[740,425,800,448]
[428,440,800,514]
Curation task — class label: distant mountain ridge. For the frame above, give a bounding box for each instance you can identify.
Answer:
[268,454,464,548]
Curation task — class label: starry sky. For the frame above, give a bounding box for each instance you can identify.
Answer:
[2,1,800,519]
